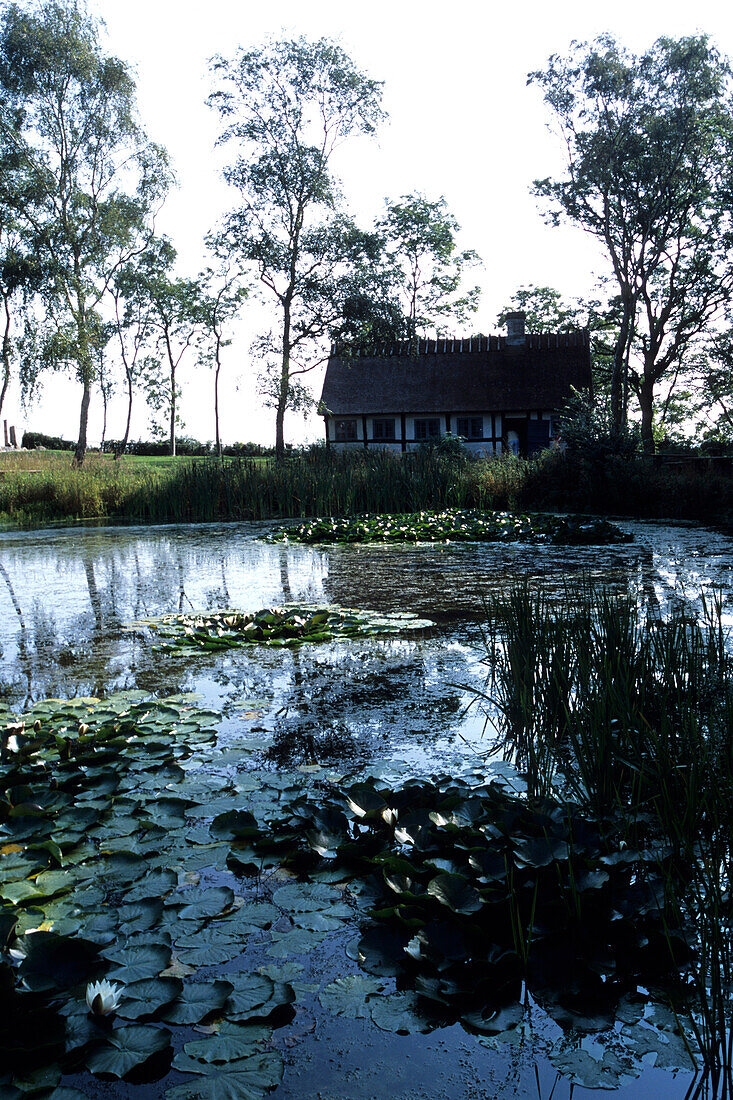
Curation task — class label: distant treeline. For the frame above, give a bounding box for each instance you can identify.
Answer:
[21,432,279,458]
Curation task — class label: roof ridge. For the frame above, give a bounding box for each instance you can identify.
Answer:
[331,330,590,358]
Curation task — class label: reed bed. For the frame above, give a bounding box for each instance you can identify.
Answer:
[480,583,733,1090]
[0,446,731,527]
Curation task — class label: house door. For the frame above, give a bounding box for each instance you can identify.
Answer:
[503,418,527,456]
[527,419,550,455]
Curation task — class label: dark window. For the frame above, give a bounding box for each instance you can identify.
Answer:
[414,418,441,440]
[457,417,483,439]
[372,418,395,440]
[335,419,358,442]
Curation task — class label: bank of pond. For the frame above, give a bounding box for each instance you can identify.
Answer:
[0,447,731,529]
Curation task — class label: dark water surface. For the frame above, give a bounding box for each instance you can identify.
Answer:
[1,518,732,1098]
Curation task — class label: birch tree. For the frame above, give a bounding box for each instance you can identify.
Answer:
[0,0,170,463]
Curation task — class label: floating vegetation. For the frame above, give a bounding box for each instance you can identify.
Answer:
[270,509,633,546]
[227,772,694,1042]
[132,605,434,652]
[0,693,309,1095]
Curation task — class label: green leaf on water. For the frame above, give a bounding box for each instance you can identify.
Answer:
[86,1024,171,1078]
[319,975,384,1019]
[162,980,234,1025]
[115,977,183,1021]
[167,1051,283,1100]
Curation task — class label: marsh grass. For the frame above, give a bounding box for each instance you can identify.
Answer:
[480,583,733,1090]
[1,446,731,527]
[0,451,161,525]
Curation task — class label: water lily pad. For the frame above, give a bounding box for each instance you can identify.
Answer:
[167,1051,283,1100]
[174,888,234,922]
[426,873,482,915]
[115,977,183,1021]
[17,932,101,992]
[183,1024,270,1064]
[86,1024,170,1078]
[104,943,172,984]
[162,980,234,1025]
[369,991,434,1034]
[319,975,384,1019]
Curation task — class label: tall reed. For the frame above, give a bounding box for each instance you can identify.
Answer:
[480,583,733,1089]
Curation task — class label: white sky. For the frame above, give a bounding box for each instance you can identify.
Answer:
[6,0,733,447]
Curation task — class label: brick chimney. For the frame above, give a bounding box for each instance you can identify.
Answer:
[505,311,526,346]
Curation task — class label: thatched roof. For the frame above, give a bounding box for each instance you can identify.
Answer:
[320,331,592,415]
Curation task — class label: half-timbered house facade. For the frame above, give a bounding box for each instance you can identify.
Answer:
[320,312,592,456]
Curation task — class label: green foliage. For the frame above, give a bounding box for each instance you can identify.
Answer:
[208,37,387,456]
[116,237,204,456]
[377,193,480,338]
[1,446,732,529]
[221,770,692,1040]
[531,35,733,447]
[479,582,733,1077]
[134,605,434,651]
[559,390,639,462]
[272,509,631,546]
[0,691,296,1092]
[497,285,586,333]
[0,0,171,463]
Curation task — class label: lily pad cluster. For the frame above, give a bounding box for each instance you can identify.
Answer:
[232,773,691,1037]
[0,693,301,1096]
[134,605,434,652]
[270,510,633,546]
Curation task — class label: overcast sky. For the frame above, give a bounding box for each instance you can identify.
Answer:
[8,0,733,447]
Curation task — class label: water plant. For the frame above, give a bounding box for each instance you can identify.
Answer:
[477,582,733,1091]
[131,604,434,652]
[0,693,299,1092]
[270,509,632,545]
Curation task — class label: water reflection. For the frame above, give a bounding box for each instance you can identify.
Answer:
[0,519,732,774]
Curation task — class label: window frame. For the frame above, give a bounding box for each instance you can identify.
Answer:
[457,417,484,440]
[414,418,441,441]
[334,418,358,442]
[372,418,396,441]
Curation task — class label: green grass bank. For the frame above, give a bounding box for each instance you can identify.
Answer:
[0,447,731,528]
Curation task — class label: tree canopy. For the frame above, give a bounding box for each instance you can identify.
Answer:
[208,36,387,457]
[0,0,170,463]
[377,193,480,339]
[530,34,733,451]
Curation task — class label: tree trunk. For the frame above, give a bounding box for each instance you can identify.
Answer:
[170,368,176,457]
[276,305,291,460]
[74,379,91,466]
[116,369,134,460]
[611,295,634,432]
[214,360,222,458]
[639,373,656,455]
[0,294,12,420]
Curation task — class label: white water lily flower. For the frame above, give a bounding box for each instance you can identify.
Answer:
[86,979,123,1016]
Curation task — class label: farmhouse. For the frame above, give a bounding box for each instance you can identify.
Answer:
[320,312,592,455]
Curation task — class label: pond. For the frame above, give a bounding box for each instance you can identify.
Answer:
[1,518,732,1099]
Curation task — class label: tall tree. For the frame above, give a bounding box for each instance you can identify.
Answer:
[0,0,170,464]
[197,260,248,457]
[208,36,386,458]
[376,194,480,338]
[530,35,733,450]
[497,285,588,333]
[0,219,38,420]
[109,264,157,456]
[120,239,203,457]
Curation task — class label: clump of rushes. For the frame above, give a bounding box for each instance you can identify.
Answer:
[270,509,632,545]
[131,604,434,651]
[480,582,733,1086]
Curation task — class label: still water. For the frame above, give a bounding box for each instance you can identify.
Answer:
[1,518,732,1098]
